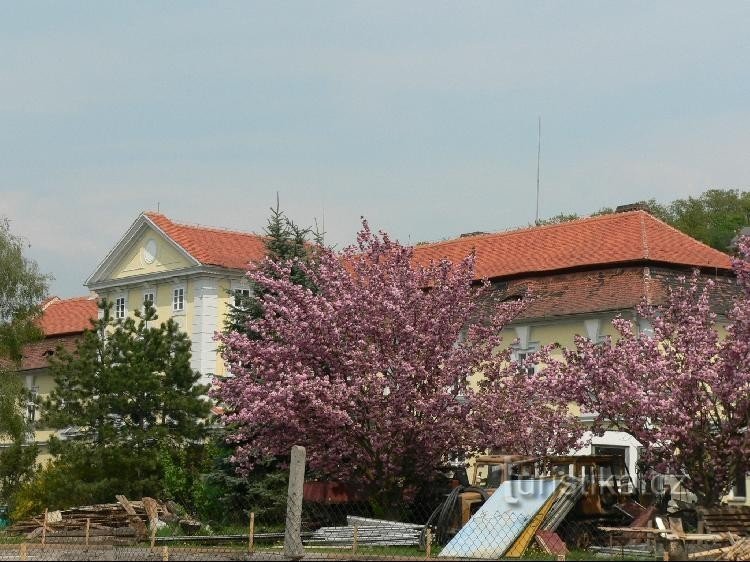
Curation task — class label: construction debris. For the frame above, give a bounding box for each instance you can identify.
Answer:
[307,516,424,547]
[697,505,750,536]
[5,496,181,543]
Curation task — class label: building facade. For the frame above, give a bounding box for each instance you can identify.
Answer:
[85,212,268,385]
[413,209,737,495]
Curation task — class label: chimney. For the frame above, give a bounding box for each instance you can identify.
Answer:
[615,202,651,214]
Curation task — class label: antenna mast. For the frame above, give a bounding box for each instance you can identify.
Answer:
[535,115,541,224]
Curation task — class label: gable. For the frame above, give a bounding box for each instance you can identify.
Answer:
[111,225,193,280]
[86,214,201,288]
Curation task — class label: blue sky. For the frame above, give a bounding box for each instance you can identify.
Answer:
[1,1,749,297]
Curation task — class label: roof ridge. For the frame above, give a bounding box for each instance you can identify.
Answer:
[416,211,641,250]
[641,211,731,259]
[640,212,650,259]
[145,211,264,239]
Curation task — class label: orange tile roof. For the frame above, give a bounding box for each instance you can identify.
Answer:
[21,334,82,371]
[145,212,267,271]
[40,296,98,336]
[413,211,732,280]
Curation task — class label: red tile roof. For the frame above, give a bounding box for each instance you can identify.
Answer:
[413,211,732,280]
[40,296,98,336]
[145,212,267,271]
[21,334,81,371]
[488,265,738,321]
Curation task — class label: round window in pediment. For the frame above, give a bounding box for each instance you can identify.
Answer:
[143,239,158,264]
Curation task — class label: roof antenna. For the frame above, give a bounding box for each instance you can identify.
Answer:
[157,202,160,213]
[535,115,541,225]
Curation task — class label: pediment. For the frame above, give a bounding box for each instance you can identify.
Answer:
[86,214,200,287]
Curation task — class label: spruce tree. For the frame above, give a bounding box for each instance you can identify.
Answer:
[224,201,321,337]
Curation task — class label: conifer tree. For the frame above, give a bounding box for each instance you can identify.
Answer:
[37,300,211,507]
[224,200,321,337]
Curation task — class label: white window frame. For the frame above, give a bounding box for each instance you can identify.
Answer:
[143,290,156,309]
[234,288,251,309]
[512,341,540,375]
[115,295,127,319]
[172,286,185,313]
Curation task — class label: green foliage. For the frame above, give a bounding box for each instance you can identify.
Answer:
[31,299,211,513]
[658,189,750,251]
[0,217,50,363]
[189,433,288,526]
[0,217,48,514]
[534,212,581,226]
[535,189,750,251]
[0,374,38,513]
[224,201,321,338]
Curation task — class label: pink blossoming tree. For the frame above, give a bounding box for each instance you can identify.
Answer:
[215,221,578,511]
[544,238,750,506]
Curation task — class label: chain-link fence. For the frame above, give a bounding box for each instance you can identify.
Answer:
[0,447,745,560]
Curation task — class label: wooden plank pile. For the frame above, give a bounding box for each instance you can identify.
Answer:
[697,506,750,536]
[4,495,174,543]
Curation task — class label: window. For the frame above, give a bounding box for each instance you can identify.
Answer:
[173,288,184,312]
[234,288,251,308]
[115,297,126,319]
[144,292,155,307]
[26,383,39,423]
[733,468,748,499]
[513,343,539,375]
[593,445,630,492]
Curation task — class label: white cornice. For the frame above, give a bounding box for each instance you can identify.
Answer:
[88,265,247,292]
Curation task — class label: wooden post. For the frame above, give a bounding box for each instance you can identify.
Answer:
[283,445,306,560]
[85,518,91,548]
[248,512,255,553]
[151,521,157,550]
[425,528,432,559]
[352,526,358,554]
[19,543,27,561]
[162,545,169,561]
[41,508,48,548]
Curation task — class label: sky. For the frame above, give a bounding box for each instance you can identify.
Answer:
[1,1,749,298]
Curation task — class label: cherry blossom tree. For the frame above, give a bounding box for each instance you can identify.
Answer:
[216,221,578,511]
[544,238,750,506]
[471,349,586,458]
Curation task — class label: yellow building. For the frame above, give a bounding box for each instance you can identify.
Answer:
[413,206,738,499]
[16,295,99,462]
[79,208,744,502]
[85,211,268,385]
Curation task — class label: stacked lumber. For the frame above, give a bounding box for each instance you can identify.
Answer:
[697,506,750,536]
[5,496,171,541]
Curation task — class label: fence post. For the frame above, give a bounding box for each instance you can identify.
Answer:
[248,512,255,553]
[41,509,48,548]
[283,445,306,559]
